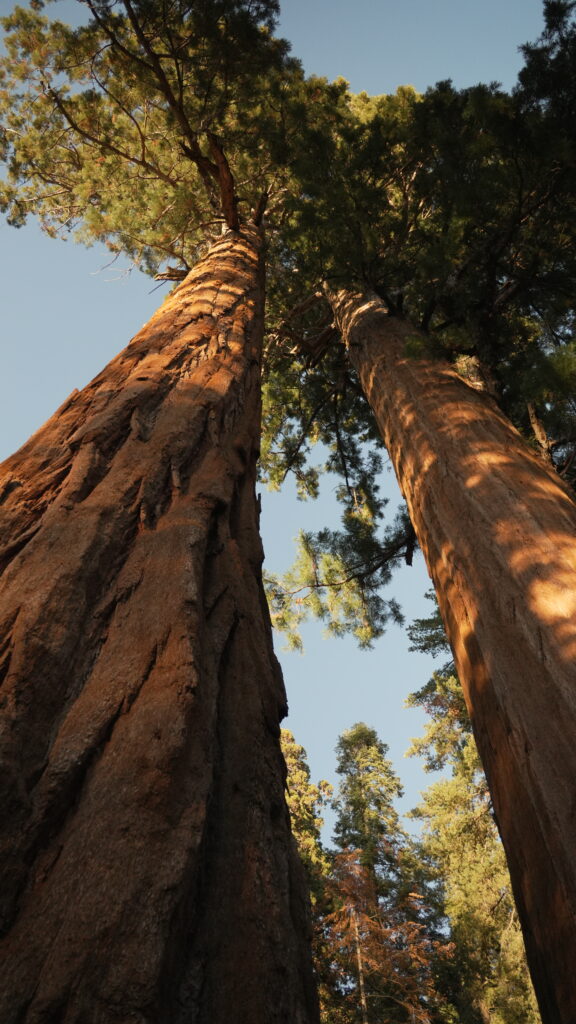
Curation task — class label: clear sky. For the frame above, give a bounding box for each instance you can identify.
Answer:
[278,0,543,95]
[0,0,546,833]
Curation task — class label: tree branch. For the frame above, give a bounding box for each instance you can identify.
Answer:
[264,533,410,597]
[44,85,179,187]
[206,131,239,230]
[278,391,335,484]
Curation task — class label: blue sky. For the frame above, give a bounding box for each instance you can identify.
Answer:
[278,0,543,96]
[0,0,547,832]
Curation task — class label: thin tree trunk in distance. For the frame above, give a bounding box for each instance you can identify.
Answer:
[352,907,370,1024]
[329,287,576,1024]
[0,228,318,1024]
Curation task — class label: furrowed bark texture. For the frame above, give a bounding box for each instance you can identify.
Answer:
[0,229,318,1024]
[329,288,576,1024]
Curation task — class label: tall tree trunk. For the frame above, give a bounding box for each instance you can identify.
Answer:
[328,287,576,1024]
[0,228,318,1024]
[352,908,370,1024]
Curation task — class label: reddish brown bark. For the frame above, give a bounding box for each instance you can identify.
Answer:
[329,288,576,1024]
[0,228,318,1024]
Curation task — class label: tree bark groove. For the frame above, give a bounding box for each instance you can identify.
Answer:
[0,229,318,1024]
[330,287,576,1024]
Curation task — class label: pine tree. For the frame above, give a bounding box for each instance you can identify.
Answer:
[325,724,451,1024]
[281,728,333,896]
[280,730,345,1023]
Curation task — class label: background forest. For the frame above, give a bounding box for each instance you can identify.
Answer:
[2,0,576,1022]
[282,605,542,1022]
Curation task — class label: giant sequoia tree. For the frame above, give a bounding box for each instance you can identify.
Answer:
[0,2,324,1020]
[0,225,323,1023]
[2,2,576,1023]
[269,22,576,1020]
[326,288,576,1024]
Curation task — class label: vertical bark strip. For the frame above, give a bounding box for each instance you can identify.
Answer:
[329,288,576,1024]
[0,229,318,1024]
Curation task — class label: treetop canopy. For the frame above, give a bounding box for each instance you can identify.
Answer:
[2,0,576,646]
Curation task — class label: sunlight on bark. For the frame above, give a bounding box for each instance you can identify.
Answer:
[329,285,576,1024]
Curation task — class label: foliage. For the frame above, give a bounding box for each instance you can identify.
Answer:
[407,590,452,661]
[273,43,576,483]
[261,5,576,642]
[518,0,576,121]
[284,704,540,1024]
[324,847,451,1024]
[281,728,332,894]
[260,316,412,648]
[0,0,333,262]
[323,723,454,1023]
[264,510,408,652]
[412,751,540,1024]
[1,0,412,651]
[0,5,571,1017]
[282,722,456,1023]
[5,1,576,650]
[406,672,467,775]
[332,723,403,877]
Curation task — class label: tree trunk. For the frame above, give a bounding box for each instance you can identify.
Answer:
[328,287,576,1024]
[352,908,370,1024]
[0,228,318,1024]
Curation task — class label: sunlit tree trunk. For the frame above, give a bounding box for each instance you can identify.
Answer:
[329,287,576,1024]
[0,228,318,1024]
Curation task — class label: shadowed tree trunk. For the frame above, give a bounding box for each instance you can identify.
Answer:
[0,227,318,1024]
[328,287,576,1024]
